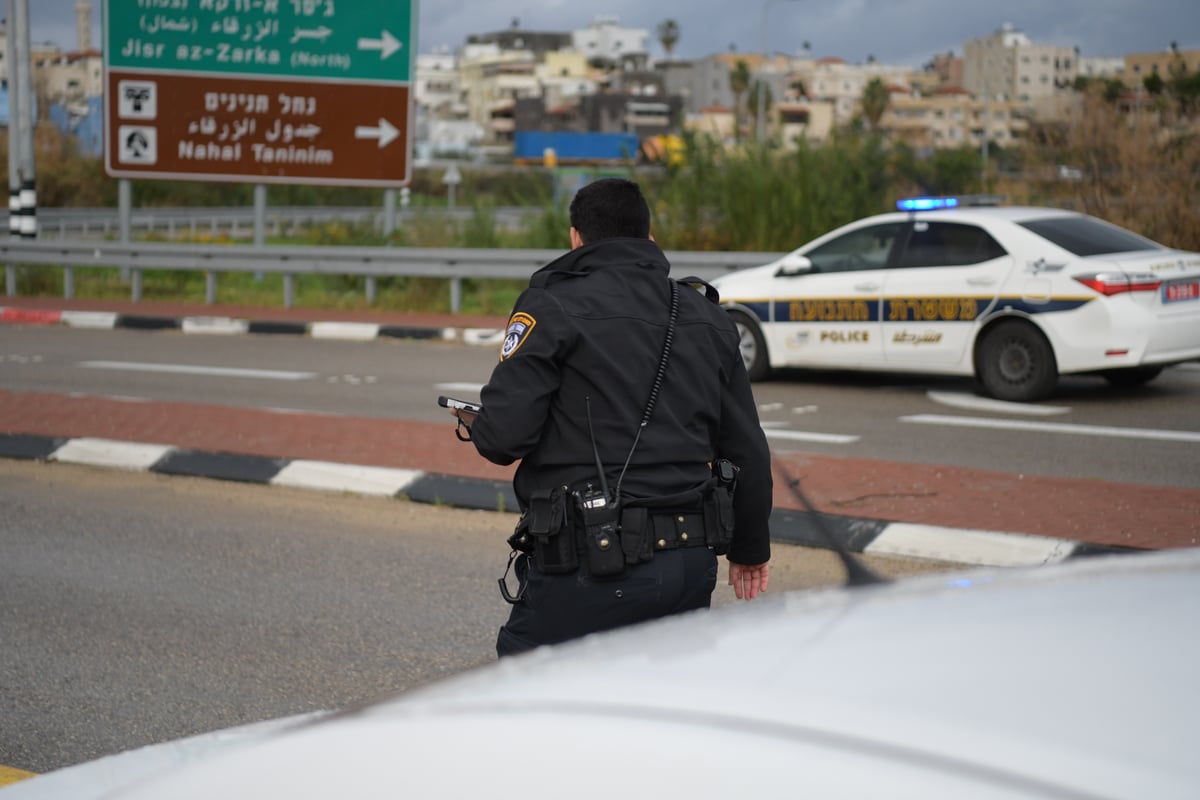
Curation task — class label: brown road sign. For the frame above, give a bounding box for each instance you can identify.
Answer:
[105,71,411,186]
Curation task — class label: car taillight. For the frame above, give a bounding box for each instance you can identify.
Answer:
[1073,272,1162,296]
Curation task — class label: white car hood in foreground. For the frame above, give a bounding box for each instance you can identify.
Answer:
[7,550,1199,799]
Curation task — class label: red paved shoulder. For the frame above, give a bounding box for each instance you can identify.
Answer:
[2,389,1196,551]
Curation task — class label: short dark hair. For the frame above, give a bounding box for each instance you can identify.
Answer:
[568,178,651,243]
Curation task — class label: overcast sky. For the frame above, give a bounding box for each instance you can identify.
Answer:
[30,0,1200,66]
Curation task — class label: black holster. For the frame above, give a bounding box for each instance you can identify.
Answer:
[703,459,738,555]
[508,486,577,573]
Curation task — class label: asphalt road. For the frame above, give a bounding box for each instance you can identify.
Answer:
[2,325,1198,488]
[0,459,955,775]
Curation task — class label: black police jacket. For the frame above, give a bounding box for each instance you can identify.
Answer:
[470,237,772,566]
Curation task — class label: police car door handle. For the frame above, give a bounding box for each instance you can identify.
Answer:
[853,282,880,291]
[967,277,996,286]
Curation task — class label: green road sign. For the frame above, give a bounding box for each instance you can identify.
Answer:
[105,0,415,83]
[103,0,417,185]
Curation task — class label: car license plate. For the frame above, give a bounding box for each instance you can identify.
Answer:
[1163,281,1199,303]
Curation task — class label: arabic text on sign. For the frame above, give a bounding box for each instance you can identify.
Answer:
[288,0,337,16]
[196,0,288,13]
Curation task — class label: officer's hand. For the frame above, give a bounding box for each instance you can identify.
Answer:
[728,561,770,600]
[449,408,478,425]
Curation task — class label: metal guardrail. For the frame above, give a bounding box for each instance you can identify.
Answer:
[0,239,784,312]
[3,206,534,240]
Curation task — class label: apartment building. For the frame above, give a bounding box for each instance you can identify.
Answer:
[571,16,651,72]
[879,88,1028,151]
[793,57,919,124]
[963,23,1077,105]
[1125,48,1200,85]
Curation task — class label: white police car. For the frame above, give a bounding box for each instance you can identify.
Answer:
[711,197,1200,401]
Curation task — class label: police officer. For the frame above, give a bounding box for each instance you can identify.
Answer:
[451,178,772,657]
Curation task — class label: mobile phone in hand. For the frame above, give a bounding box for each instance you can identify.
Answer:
[437,395,482,414]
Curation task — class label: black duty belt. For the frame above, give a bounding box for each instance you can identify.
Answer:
[647,511,710,550]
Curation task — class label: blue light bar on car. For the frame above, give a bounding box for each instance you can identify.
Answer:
[897,196,959,211]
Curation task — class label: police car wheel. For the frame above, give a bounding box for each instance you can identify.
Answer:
[975,320,1058,402]
[729,311,770,382]
[1101,366,1163,388]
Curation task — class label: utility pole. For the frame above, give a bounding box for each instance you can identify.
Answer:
[757,0,801,143]
[12,0,36,238]
[981,79,990,194]
[6,0,20,240]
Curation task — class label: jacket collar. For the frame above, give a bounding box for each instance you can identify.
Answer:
[530,238,669,289]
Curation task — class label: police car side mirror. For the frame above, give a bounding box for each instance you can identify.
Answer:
[776,254,815,277]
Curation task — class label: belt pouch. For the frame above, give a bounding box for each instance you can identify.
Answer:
[580,495,625,577]
[529,488,577,574]
[619,506,651,564]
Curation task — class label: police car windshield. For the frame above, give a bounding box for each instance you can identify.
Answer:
[1019,217,1163,257]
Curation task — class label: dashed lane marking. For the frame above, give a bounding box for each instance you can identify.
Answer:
[765,429,860,444]
[434,382,486,393]
[926,391,1070,416]
[78,360,317,381]
[902,413,1200,444]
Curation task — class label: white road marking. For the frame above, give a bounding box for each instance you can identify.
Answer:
[866,523,1077,567]
[435,382,486,393]
[765,429,860,444]
[271,461,421,496]
[902,413,1200,443]
[79,361,316,381]
[927,391,1070,416]
[51,438,171,470]
[61,310,118,329]
[310,321,380,341]
[461,329,505,346]
[181,317,250,335]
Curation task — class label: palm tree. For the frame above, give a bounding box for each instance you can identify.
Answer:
[861,77,890,132]
[657,19,680,61]
[748,80,773,138]
[729,59,752,142]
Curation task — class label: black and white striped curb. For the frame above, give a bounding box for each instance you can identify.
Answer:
[0,306,506,346]
[0,433,1133,567]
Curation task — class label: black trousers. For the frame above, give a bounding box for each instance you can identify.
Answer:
[495,547,719,657]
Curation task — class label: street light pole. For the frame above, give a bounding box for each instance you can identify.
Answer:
[757,0,801,142]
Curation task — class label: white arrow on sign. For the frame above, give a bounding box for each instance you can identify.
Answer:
[357,29,402,60]
[355,118,400,148]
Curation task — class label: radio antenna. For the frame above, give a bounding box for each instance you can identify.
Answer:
[584,396,610,498]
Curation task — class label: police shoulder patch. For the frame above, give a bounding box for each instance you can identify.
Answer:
[500,312,537,360]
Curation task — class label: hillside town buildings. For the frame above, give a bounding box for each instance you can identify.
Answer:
[1,3,1194,163]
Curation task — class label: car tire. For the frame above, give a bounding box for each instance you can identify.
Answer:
[1101,366,1164,388]
[975,320,1058,402]
[728,310,770,382]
